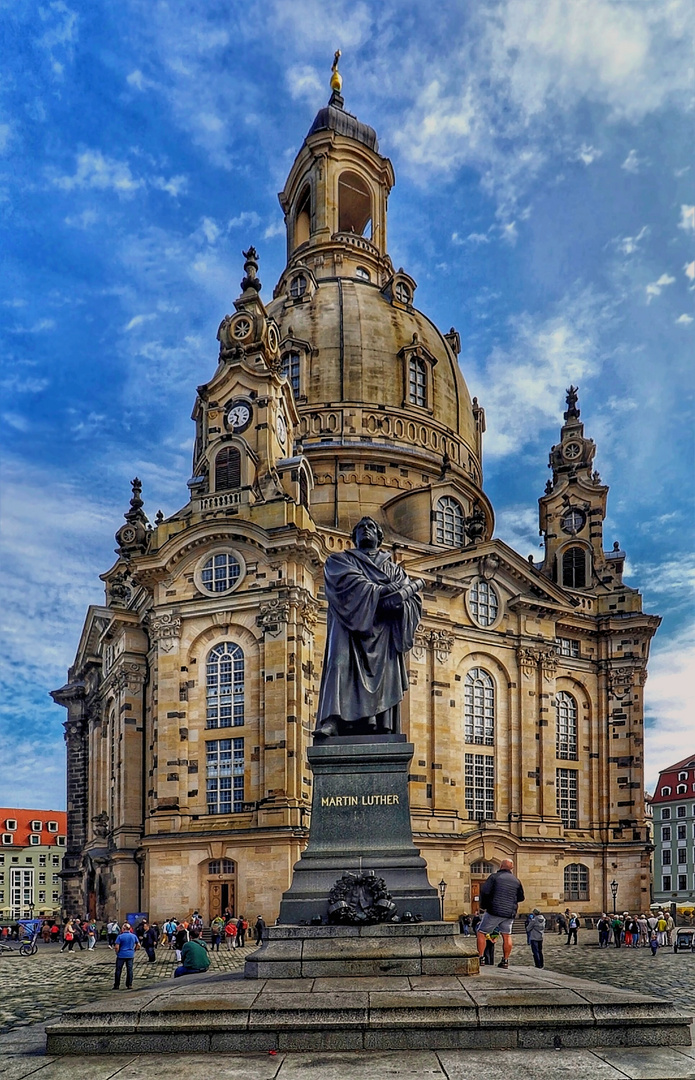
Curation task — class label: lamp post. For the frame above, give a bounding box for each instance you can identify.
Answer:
[610,880,618,915]
[438,878,447,921]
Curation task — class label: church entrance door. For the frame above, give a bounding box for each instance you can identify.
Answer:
[209,880,234,919]
[471,879,485,914]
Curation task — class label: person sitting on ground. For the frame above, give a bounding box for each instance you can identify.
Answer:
[174,928,211,978]
[476,858,525,969]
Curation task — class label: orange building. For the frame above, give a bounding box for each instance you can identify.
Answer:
[0,809,67,920]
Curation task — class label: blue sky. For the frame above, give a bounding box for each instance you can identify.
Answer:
[1,0,693,809]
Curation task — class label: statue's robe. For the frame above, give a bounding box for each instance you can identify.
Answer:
[316,548,422,725]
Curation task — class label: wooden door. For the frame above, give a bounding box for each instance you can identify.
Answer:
[471,879,485,914]
[209,881,235,920]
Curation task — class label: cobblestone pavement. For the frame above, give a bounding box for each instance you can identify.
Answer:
[0,941,247,1033]
[527,930,695,1014]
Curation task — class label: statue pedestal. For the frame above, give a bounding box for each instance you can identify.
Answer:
[278,735,440,925]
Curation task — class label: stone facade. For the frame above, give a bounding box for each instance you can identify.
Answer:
[52,81,659,925]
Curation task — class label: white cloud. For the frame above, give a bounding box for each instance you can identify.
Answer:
[263,218,285,240]
[616,225,649,256]
[2,412,30,432]
[645,273,676,302]
[644,621,695,792]
[124,313,158,331]
[685,262,695,282]
[494,505,541,558]
[675,313,693,325]
[574,144,602,166]
[621,149,647,174]
[678,205,695,232]
[287,64,323,103]
[36,1,78,79]
[52,149,143,195]
[8,318,56,334]
[228,210,261,230]
[64,208,99,229]
[467,288,607,458]
[152,174,187,197]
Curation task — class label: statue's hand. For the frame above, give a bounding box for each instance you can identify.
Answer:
[377,592,404,618]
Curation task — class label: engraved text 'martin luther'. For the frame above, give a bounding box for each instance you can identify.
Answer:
[321,794,401,807]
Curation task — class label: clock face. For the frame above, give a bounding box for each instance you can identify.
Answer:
[561,508,586,534]
[563,441,582,459]
[226,401,252,432]
[276,412,287,445]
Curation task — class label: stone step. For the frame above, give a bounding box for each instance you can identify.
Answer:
[45,966,693,1055]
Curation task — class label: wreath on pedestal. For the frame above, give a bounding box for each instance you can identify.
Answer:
[327,871,398,924]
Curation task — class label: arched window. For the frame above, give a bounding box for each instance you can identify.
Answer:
[395,281,411,304]
[281,352,301,396]
[563,863,589,901]
[215,447,241,492]
[677,784,687,794]
[464,668,494,745]
[409,356,427,407]
[338,171,371,236]
[290,274,307,299]
[206,642,244,729]
[562,546,587,588]
[299,469,309,508]
[436,496,464,546]
[556,691,578,760]
[295,186,310,247]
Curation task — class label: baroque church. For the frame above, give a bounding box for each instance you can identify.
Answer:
[52,66,659,924]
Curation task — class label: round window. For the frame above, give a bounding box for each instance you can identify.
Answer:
[468,580,500,627]
[196,550,243,595]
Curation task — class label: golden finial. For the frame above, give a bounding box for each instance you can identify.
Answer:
[330,49,342,93]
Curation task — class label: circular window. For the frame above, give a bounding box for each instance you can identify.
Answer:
[355,266,370,281]
[232,316,252,340]
[290,274,307,299]
[563,442,581,459]
[195,549,244,596]
[467,580,500,627]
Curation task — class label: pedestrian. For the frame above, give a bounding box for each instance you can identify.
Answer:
[527,908,546,968]
[623,914,633,948]
[224,919,237,951]
[665,911,675,946]
[566,912,579,945]
[50,922,60,944]
[174,922,189,962]
[597,913,610,948]
[254,914,266,945]
[72,921,85,950]
[649,930,659,957]
[524,911,533,945]
[471,912,482,934]
[107,919,120,948]
[628,915,640,948]
[210,915,224,952]
[60,920,75,953]
[459,913,471,936]
[174,928,211,978]
[113,921,140,990]
[41,922,51,944]
[87,920,97,950]
[190,910,204,932]
[236,915,247,948]
[143,922,159,963]
[638,914,649,948]
[475,858,525,970]
[656,912,668,946]
[556,912,567,936]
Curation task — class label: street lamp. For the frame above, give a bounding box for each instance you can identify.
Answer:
[610,880,618,915]
[438,878,447,921]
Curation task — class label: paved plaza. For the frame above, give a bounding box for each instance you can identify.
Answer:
[1,933,694,1078]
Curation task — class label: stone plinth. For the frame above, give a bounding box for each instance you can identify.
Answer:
[45,966,693,1055]
[278,735,440,924]
[244,921,479,979]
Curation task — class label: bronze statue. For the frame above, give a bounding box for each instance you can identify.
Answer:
[314,516,424,740]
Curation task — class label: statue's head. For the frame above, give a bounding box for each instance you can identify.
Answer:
[351,516,383,551]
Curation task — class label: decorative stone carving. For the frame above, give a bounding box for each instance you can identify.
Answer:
[517,646,539,679]
[114,663,147,694]
[148,612,182,653]
[91,812,109,839]
[257,599,291,636]
[608,667,639,698]
[431,630,454,663]
[480,554,500,581]
[539,647,558,678]
[411,630,429,663]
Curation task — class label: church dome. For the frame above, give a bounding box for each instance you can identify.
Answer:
[306,101,379,153]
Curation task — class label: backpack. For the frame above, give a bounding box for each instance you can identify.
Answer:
[242,919,249,931]
[225,922,237,936]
